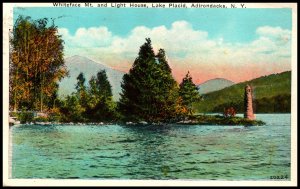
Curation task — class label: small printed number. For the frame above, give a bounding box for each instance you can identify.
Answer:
[270,175,288,179]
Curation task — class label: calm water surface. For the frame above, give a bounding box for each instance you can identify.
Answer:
[10,114,291,180]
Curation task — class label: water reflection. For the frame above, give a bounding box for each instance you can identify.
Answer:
[120,125,173,179]
[11,114,291,180]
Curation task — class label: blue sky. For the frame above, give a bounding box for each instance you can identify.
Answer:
[13,7,292,83]
[14,7,291,43]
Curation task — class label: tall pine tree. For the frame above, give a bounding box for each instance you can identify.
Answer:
[61,70,116,122]
[179,71,200,115]
[75,72,89,108]
[155,48,180,121]
[118,38,179,122]
[86,70,116,121]
[96,70,113,99]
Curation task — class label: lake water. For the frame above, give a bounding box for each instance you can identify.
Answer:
[10,114,291,180]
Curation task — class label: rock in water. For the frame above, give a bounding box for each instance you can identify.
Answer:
[244,85,255,120]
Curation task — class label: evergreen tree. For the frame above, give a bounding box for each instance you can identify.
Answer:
[96,70,113,99]
[155,48,180,120]
[118,38,179,122]
[87,76,98,108]
[156,49,171,73]
[60,70,117,122]
[75,72,89,111]
[59,95,85,122]
[86,70,116,122]
[179,71,201,115]
[76,72,86,91]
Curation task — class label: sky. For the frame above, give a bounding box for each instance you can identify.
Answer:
[14,7,292,84]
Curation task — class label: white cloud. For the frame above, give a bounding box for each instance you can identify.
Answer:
[251,26,291,54]
[256,26,291,41]
[58,22,291,83]
[58,26,113,48]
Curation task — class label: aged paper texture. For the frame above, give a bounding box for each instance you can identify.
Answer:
[3,2,297,186]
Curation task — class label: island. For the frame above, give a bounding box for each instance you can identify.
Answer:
[8,16,266,127]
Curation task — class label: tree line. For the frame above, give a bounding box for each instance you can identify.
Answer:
[58,38,200,123]
[59,71,117,122]
[118,38,200,122]
[9,16,201,123]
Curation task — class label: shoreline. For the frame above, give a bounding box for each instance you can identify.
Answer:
[11,123,263,127]
[9,114,266,127]
[11,120,265,127]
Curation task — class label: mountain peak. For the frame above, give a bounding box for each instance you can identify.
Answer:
[67,55,83,59]
[59,55,125,100]
[198,78,235,94]
[65,55,101,64]
[199,78,234,85]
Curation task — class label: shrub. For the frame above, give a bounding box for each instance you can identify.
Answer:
[48,108,62,122]
[33,116,49,123]
[18,111,34,124]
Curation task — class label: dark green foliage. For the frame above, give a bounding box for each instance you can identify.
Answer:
[10,112,18,118]
[59,70,117,122]
[75,72,86,92]
[75,72,89,110]
[59,73,89,122]
[179,72,201,115]
[96,70,113,99]
[211,94,291,113]
[118,38,180,122]
[254,94,291,113]
[59,95,86,122]
[86,70,116,121]
[194,71,291,113]
[178,115,265,126]
[85,100,118,122]
[17,111,34,124]
[87,76,98,108]
[156,49,171,73]
[33,116,49,123]
[47,111,62,122]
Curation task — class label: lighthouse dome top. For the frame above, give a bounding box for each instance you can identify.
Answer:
[245,85,252,92]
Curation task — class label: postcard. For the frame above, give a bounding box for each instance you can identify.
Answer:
[3,2,297,186]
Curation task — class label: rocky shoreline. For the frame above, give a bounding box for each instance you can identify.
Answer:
[12,115,265,127]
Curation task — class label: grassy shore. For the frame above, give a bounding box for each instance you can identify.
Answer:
[175,115,266,126]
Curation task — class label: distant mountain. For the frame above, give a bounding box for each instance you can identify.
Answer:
[194,71,291,113]
[197,78,235,94]
[58,55,125,100]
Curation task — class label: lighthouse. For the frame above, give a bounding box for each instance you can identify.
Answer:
[244,85,255,120]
